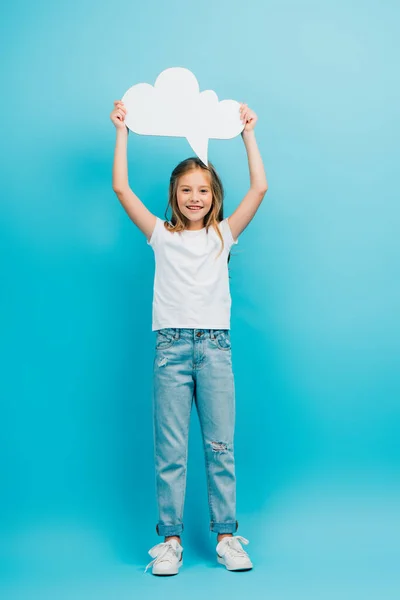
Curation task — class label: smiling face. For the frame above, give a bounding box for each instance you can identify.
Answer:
[176,168,213,229]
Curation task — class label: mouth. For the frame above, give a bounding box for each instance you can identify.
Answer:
[186,206,203,211]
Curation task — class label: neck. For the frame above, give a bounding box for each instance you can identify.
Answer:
[185,220,205,231]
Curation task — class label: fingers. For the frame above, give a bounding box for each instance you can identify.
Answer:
[111,100,127,122]
[110,100,128,128]
[240,103,249,124]
[114,100,127,113]
[239,103,257,130]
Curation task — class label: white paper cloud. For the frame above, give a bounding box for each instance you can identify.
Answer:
[121,67,244,165]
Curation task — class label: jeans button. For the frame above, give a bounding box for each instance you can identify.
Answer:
[196,331,203,337]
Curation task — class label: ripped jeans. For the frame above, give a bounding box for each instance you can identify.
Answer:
[152,328,238,537]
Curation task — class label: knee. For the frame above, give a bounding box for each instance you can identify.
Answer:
[208,440,232,455]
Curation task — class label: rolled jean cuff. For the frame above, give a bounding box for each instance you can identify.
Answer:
[210,520,238,534]
[156,523,184,537]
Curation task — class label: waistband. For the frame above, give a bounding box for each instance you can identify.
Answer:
[156,328,229,340]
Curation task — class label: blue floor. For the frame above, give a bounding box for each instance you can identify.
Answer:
[2,476,399,600]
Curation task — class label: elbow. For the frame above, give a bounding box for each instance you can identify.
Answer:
[112,185,127,196]
[252,185,268,197]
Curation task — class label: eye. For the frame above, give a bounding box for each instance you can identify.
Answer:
[201,189,208,193]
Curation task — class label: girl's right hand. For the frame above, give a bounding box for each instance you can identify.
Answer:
[110,100,128,131]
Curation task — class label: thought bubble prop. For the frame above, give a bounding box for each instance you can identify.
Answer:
[121,67,244,165]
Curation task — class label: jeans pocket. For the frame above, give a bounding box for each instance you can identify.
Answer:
[212,330,231,351]
[156,328,177,350]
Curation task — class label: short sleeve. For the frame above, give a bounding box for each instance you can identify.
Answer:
[147,217,166,249]
[219,218,239,252]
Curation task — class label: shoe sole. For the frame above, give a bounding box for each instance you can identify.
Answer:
[217,556,253,571]
[152,558,183,576]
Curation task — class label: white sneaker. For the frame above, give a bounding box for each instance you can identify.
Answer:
[144,539,183,575]
[216,535,253,571]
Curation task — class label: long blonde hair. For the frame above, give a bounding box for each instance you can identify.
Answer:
[164,157,226,256]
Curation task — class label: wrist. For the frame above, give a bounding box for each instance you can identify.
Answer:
[116,125,129,136]
[241,128,256,139]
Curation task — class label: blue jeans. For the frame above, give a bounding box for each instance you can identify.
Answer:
[152,328,239,537]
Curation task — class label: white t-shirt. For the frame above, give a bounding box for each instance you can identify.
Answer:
[147,217,238,331]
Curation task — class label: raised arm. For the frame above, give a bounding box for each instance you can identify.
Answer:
[227,104,268,241]
[111,100,156,240]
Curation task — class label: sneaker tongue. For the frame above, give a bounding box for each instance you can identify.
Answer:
[225,537,248,557]
[149,540,179,558]
[169,539,181,549]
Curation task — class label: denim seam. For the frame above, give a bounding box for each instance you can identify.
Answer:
[155,339,176,351]
[209,334,232,352]
[155,329,179,350]
[177,395,192,523]
[201,430,215,524]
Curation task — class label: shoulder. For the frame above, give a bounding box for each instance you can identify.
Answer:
[147,217,174,247]
[218,218,239,246]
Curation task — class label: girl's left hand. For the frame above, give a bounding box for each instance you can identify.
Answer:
[239,103,257,132]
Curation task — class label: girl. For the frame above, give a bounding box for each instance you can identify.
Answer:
[110,98,268,575]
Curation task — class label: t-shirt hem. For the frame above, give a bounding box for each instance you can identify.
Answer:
[152,323,231,331]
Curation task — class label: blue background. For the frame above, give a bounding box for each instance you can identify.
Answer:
[1,0,399,598]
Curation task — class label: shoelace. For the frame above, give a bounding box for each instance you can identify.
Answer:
[144,541,181,574]
[219,535,250,558]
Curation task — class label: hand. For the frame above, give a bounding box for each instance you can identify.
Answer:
[239,103,257,132]
[110,100,128,131]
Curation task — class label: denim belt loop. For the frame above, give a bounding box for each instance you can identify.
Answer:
[210,329,216,339]
[174,329,180,340]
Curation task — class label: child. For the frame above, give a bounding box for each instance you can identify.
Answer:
[110,98,268,575]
